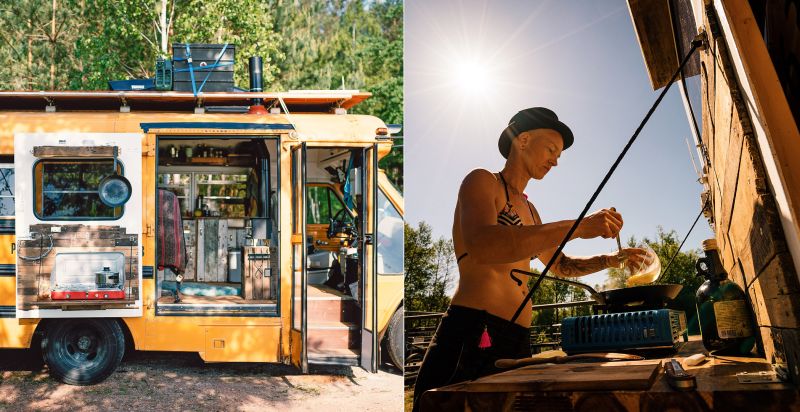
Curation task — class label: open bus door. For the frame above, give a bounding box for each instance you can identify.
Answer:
[290,143,308,372]
[360,144,379,372]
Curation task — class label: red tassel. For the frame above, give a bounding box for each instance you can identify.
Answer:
[478,326,492,349]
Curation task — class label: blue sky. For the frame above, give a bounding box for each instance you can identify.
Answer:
[404,0,713,290]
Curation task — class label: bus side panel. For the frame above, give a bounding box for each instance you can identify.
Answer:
[142,317,206,352]
[0,318,37,348]
[200,326,281,363]
[0,233,14,307]
[377,275,403,335]
[122,315,147,351]
[0,276,13,307]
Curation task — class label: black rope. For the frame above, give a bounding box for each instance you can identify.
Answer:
[509,39,703,325]
[659,199,708,282]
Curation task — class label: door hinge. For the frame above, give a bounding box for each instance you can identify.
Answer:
[363,234,374,245]
[145,223,154,237]
[143,139,156,157]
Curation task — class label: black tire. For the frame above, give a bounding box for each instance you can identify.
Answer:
[42,318,125,385]
[384,307,404,369]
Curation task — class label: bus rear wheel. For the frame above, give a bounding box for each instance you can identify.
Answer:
[384,307,403,369]
[42,318,125,385]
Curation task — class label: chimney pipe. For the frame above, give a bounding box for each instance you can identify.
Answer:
[248,56,267,114]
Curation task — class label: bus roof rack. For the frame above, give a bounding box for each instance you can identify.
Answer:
[0,90,371,113]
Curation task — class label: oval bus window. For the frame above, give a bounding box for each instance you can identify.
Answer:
[98,174,132,207]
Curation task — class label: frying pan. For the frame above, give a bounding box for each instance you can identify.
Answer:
[512,269,682,308]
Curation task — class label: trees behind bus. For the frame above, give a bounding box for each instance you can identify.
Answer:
[0,0,403,185]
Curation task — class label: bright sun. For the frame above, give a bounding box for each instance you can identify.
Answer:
[451,58,494,96]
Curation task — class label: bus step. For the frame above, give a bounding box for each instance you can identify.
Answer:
[308,348,360,366]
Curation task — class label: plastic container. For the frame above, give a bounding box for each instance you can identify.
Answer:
[108,78,154,91]
[624,244,662,286]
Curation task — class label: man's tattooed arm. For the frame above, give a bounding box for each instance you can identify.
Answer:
[551,253,619,277]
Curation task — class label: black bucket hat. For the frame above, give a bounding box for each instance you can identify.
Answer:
[498,107,574,158]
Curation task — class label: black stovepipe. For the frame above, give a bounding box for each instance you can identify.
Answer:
[508,37,704,325]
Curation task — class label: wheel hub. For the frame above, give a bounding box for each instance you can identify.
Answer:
[77,335,92,351]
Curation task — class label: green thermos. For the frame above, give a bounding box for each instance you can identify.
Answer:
[695,239,756,355]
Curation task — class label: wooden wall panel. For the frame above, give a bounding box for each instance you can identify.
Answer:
[16,224,139,310]
[699,1,800,367]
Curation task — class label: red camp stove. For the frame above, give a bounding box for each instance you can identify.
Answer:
[51,287,126,300]
[51,265,126,300]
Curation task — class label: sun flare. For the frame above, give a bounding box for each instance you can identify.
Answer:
[452,58,493,96]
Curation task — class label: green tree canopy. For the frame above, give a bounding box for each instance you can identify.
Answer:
[404,221,456,313]
[0,0,403,187]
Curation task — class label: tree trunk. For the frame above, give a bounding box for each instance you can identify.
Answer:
[160,0,168,55]
[50,0,56,90]
[27,18,32,89]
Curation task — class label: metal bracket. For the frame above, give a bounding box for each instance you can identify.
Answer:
[194,96,205,114]
[44,96,55,112]
[119,94,130,113]
[693,31,709,51]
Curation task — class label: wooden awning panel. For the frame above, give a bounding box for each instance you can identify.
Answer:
[627,0,701,90]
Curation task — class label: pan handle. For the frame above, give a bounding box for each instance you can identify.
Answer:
[510,269,606,306]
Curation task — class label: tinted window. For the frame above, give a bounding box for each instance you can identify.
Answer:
[35,160,123,219]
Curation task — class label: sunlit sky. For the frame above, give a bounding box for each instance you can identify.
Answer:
[404,0,713,291]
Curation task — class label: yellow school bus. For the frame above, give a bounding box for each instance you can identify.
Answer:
[0,89,404,384]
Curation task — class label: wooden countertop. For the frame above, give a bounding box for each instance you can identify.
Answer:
[420,338,799,411]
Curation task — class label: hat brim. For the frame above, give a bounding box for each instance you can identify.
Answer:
[498,119,574,159]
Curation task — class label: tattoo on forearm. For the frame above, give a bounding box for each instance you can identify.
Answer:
[553,254,612,277]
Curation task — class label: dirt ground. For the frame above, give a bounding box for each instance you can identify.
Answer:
[0,348,403,411]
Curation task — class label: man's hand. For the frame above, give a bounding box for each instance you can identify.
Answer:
[610,247,650,269]
[576,208,622,239]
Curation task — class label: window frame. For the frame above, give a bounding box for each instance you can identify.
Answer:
[0,163,14,219]
[32,158,125,221]
[306,183,351,225]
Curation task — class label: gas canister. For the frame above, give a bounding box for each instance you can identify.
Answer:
[695,239,755,355]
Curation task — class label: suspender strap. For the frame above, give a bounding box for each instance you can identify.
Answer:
[497,172,511,203]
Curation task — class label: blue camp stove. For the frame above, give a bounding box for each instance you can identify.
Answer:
[560,309,688,354]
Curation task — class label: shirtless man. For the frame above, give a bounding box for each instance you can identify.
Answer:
[412,107,649,411]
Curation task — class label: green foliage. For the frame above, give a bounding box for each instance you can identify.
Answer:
[528,270,591,329]
[0,1,402,121]
[605,226,704,334]
[404,221,456,313]
[0,0,403,188]
[171,0,282,87]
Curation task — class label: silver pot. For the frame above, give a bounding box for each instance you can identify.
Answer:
[96,266,120,287]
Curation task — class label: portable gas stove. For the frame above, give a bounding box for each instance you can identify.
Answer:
[560,308,688,354]
[50,260,126,301]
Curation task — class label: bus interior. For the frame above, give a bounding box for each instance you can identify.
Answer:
[155,137,280,309]
[155,140,367,318]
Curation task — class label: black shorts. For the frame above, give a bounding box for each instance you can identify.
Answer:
[412,305,531,412]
